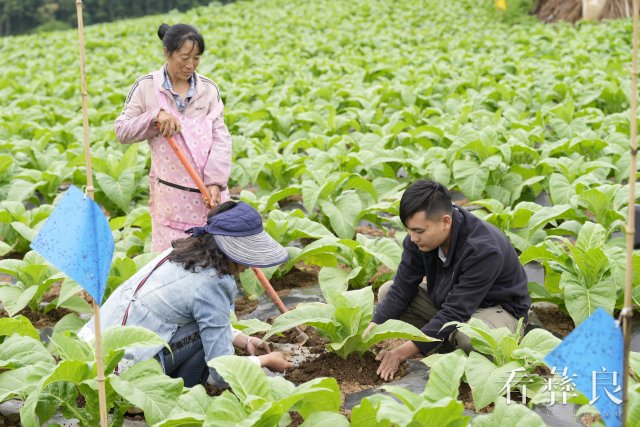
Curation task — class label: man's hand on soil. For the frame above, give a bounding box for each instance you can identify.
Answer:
[375,349,403,381]
[375,341,421,381]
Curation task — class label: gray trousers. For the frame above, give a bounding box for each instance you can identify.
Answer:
[377,280,519,354]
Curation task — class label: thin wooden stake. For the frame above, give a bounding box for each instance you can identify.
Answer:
[75,1,108,426]
[622,1,639,425]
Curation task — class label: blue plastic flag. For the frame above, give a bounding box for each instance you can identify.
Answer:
[544,308,623,427]
[30,185,114,305]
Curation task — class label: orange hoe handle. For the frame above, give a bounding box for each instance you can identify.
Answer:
[165,135,212,205]
[164,135,290,314]
[251,266,290,313]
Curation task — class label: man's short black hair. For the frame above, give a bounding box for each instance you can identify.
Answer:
[399,180,453,226]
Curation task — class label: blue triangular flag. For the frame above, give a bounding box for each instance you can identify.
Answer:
[30,185,114,305]
[544,308,623,427]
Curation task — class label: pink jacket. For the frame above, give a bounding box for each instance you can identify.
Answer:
[114,66,232,251]
[115,66,232,189]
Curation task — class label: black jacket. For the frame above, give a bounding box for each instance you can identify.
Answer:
[372,205,531,354]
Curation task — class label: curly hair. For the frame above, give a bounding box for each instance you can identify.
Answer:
[167,201,237,274]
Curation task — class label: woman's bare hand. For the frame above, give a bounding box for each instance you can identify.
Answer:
[259,352,293,372]
[157,110,181,137]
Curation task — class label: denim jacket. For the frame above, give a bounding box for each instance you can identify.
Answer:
[79,249,238,375]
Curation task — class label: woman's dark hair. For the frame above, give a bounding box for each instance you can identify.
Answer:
[157,23,205,55]
[399,180,453,226]
[168,201,237,273]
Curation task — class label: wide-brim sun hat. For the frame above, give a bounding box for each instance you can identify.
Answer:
[187,201,288,268]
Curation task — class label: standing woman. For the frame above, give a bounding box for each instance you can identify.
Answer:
[115,23,232,252]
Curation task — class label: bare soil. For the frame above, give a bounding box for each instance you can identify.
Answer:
[234,295,259,318]
[285,351,407,395]
[0,306,72,328]
[265,327,325,348]
[269,267,318,291]
[355,225,396,238]
[532,305,575,338]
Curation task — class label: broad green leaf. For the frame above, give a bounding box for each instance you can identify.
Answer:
[350,396,393,427]
[265,186,302,211]
[10,221,38,242]
[452,159,489,201]
[51,313,86,336]
[448,318,513,356]
[549,173,573,205]
[231,317,271,336]
[320,190,362,239]
[96,169,135,212]
[561,274,615,325]
[43,360,91,386]
[50,331,93,361]
[0,334,55,369]
[111,358,184,425]
[278,377,342,418]
[422,349,467,401]
[519,244,561,265]
[57,294,92,314]
[153,416,204,427]
[465,352,524,409]
[411,398,470,427]
[0,283,38,315]
[318,267,350,305]
[0,240,12,256]
[627,384,640,427]
[355,234,402,272]
[343,174,379,202]
[572,246,608,288]
[299,411,350,427]
[288,216,335,240]
[56,278,84,306]
[7,180,43,203]
[0,154,13,175]
[0,315,39,340]
[473,199,505,214]
[285,238,340,269]
[265,303,339,340]
[575,221,607,252]
[101,325,168,370]
[363,319,435,352]
[238,264,278,298]
[208,355,273,402]
[203,390,247,426]
[512,329,561,364]
[472,397,545,427]
[0,362,52,401]
[527,204,573,233]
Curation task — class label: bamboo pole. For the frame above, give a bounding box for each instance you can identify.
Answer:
[75,1,108,426]
[622,1,639,425]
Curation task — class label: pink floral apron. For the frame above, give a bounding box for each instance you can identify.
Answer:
[149,75,230,251]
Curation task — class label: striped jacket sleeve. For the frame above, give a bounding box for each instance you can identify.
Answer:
[114,75,161,144]
[201,78,232,188]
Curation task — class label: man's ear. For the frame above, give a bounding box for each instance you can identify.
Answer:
[441,214,452,230]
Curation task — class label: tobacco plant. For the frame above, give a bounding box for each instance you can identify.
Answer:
[203,356,345,427]
[520,221,640,324]
[0,250,66,315]
[426,318,561,410]
[265,272,435,358]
